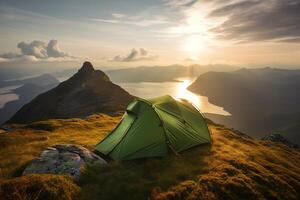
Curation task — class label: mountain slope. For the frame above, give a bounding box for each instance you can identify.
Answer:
[7,62,133,123]
[0,115,299,200]
[188,68,300,143]
[279,123,300,145]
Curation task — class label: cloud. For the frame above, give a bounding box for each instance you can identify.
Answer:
[111,48,158,62]
[112,13,126,18]
[0,52,21,59]
[139,48,147,56]
[184,56,199,62]
[165,0,199,8]
[91,17,171,27]
[17,40,47,58]
[0,39,74,63]
[162,0,300,44]
[208,0,300,43]
[91,11,172,27]
[46,40,69,57]
[0,57,9,63]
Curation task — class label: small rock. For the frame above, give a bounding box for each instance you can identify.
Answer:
[23,144,107,180]
[262,133,298,149]
[0,129,6,134]
[1,124,14,132]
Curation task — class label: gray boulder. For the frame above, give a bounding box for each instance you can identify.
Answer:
[23,144,107,180]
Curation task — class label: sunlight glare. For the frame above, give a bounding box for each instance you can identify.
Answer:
[183,35,205,58]
[175,79,201,109]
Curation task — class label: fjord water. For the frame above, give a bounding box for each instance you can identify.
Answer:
[118,78,230,116]
[0,85,21,108]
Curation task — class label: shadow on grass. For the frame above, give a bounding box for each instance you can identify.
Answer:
[11,161,32,178]
[79,144,211,200]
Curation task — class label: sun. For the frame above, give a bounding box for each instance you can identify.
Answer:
[183,35,205,58]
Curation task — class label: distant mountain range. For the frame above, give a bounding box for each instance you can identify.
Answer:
[51,64,237,83]
[188,67,300,144]
[105,64,237,83]
[0,73,58,88]
[8,62,133,124]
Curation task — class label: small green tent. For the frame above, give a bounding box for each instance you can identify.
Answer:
[95,95,211,160]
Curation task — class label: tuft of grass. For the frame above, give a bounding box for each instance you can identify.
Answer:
[0,174,80,200]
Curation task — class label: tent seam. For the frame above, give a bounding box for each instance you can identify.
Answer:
[152,106,179,155]
[179,101,212,142]
[106,113,137,157]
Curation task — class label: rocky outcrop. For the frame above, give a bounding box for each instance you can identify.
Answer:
[23,144,107,180]
[262,133,298,149]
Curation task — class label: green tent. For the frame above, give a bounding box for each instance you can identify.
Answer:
[95,95,211,160]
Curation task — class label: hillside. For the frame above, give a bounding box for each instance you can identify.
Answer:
[279,123,300,145]
[188,68,300,143]
[0,115,299,200]
[7,62,133,124]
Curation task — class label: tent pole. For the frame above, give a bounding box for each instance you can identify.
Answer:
[168,142,180,156]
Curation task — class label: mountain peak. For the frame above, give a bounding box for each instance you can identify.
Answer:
[8,61,133,123]
[78,61,95,75]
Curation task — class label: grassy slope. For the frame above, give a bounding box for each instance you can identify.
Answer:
[0,115,299,200]
[0,114,120,180]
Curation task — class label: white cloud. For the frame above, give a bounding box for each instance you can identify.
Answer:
[0,39,75,63]
[46,40,69,58]
[184,56,199,62]
[140,48,147,56]
[110,48,158,62]
[91,10,172,27]
[17,40,47,58]
[164,0,199,8]
[112,13,126,18]
[0,57,9,63]
[91,17,171,27]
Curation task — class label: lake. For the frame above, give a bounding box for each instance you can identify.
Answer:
[0,85,21,108]
[118,78,230,116]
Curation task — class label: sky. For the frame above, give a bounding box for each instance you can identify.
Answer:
[0,0,300,69]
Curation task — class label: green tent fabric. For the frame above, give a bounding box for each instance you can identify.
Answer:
[95,95,211,160]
